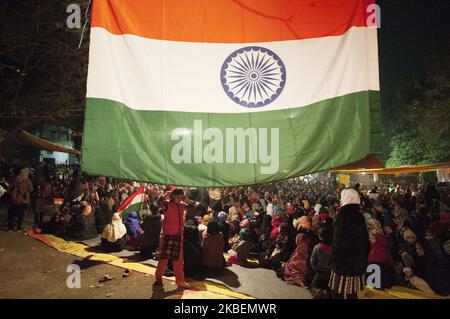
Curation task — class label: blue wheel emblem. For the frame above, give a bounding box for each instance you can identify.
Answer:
[221,46,286,108]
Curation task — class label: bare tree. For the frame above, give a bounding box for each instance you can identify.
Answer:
[0,0,90,159]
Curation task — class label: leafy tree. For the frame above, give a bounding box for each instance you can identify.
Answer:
[0,0,90,159]
[386,57,450,166]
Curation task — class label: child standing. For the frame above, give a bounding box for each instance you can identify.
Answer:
[154,189,191,289]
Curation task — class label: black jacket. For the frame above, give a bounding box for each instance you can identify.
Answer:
[65,213,98,241]
[95,203,113,233]
[414,252,450,296]
[331,204,369,276]
[183,225,202,277]
[141,214,162,247]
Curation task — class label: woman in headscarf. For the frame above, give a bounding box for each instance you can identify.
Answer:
[217,211,230,252]
[284,216,313,287]
[95,194,115,233]
[63,168,84,204]
[183,220,202,277]
[140,205,162,258]
[257,214,273,253]
[64,202,98,241]
[329,188,369,299]
[367,218,395,289]
[408,241,450,296]
[101,212,127,252]
[201,219,225,270]
[123,211,143,250]
[198,214,210,238]
[270,213,283,240]
[261,221,292,270]
[310,226,333,298]
[400,228,418,268]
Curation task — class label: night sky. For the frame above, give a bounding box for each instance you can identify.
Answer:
[377,0,450,111]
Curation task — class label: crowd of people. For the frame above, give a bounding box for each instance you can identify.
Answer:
[1,163,450,298]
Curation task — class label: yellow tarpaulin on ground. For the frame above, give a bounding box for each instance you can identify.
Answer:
[359,286,449,299]
[18,130,81,156]
[27,231,252,299]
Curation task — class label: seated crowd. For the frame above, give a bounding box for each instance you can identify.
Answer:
[2,164,450,298]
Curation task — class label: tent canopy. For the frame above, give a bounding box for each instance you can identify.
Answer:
[331,161,450,175]
[18,130,81,156]
[331,154,385,171]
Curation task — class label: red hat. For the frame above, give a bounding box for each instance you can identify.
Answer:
[240,219,250,229]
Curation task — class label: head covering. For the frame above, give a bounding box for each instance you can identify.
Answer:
[102,213,127,242]
[124,211,140,238]
[302,199,311,210]
[208,188,222,201]
[402,228,417,243]
[184,224,200,243]
[166,185,177,192]
[314,203,322,214]
[217,211,228,223]
[206,219,220,235]
[294,216,311,231]
[340,188,361,207]
[240,219,250,229]
[202,214,210,224]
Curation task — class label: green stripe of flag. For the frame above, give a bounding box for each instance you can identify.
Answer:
[82,90,381,186]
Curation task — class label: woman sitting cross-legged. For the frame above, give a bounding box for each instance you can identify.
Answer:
[284,216,313,287]
[124,211,143,251]
[367,218,395,289]
[101,212,127,253]
[228,228,253,265]
[404,241,450,296]
[201,219,226,271]
[64,202,98,241]
[140,205,162,259]
[310,226,333,298]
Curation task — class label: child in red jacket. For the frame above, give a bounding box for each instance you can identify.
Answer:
[154,188,191,289]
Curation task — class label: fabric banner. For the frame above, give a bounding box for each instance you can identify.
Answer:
[118,186,145,217]
[82,0,381,186]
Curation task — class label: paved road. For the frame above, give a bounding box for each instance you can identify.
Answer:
[0,209,310,299]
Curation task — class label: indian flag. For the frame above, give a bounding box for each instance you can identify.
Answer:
[53,198,64,206]
[118,186,145,217]
[82,0,381,187]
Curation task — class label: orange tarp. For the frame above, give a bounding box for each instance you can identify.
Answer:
[332,154,385,171]
[18,130,81,156]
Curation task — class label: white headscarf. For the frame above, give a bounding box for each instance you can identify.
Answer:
[314,203,322,214]
[340,188,361,207]
[101,213,127,242]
